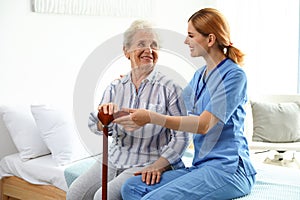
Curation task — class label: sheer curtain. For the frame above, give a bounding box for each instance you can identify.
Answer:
[32,0,154,17]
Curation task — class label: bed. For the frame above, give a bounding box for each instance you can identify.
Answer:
[236,151,300,199]
[0,153,97,200]
[0,104,99,200]
[1,103,300,200]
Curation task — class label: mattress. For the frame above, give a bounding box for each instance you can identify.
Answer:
[0,153,97,191]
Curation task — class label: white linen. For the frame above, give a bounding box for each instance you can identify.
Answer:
[0,105,50,160]
[31,105,91,166]
[253,162,300,186]
[1,153,71,191]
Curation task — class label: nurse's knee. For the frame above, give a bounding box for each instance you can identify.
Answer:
[121,176,140,198]
[121,178,132,198]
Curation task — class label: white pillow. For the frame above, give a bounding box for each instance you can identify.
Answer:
[0,105,50,160]
[251,101,300,143]
[31,105,90,166]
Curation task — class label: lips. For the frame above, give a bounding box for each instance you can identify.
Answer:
[140,55,153,60]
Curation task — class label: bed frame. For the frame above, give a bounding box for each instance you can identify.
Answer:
[0,176,66,200]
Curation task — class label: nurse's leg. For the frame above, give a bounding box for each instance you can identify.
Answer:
[121,168,188,200]
[142,164,254,200]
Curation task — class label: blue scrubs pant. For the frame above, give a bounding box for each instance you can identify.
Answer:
[121,160,255,200]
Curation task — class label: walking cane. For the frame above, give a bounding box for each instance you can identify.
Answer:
[97,110,129,200]
[97,110,114,200]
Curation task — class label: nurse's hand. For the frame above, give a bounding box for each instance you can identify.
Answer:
[129,109,151,126]
[113,108,150,131]
[113,112,141,132]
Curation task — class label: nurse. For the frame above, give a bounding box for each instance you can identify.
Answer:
[115,8,257,200]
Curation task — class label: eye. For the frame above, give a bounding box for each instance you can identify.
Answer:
[151,41,159,50]
[188,34,194,38]
[137,41,145,48]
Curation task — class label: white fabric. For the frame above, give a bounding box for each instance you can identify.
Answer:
[251,101,300,143]
[0,105,50,161]
[33,0,154,17]
[252,162,300,186]
[0,153,68,191]
[31,105,90,166]
[235,155,300,200]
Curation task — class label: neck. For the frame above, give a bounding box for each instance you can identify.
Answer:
[131,67,152,89]
[205,51,226,72]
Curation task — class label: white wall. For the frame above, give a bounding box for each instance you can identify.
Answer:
[0,0,208,105]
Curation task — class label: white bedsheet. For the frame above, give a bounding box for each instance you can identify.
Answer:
[0,153,97,191]
[253,162,300,186]
[235,152,300,199]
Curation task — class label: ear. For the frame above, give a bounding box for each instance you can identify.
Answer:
[123,46,130,60]
[207,34,216,47]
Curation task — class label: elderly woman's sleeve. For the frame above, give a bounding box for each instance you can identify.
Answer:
[88,111,102,135]
[88,83,115,135]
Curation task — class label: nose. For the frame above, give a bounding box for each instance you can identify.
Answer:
[144,46,153,53]
[184,36,189,44]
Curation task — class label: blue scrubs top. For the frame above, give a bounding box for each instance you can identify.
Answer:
[182,58,256,176]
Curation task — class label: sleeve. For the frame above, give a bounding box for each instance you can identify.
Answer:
[87,82,117,135]
[160,84,191,168]
[88,111,102,135]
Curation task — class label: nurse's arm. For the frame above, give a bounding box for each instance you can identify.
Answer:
[128,109,219,134]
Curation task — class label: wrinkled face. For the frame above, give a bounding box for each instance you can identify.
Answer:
[124,30,159,71]
[184,21,208,57]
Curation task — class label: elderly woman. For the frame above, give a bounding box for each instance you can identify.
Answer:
[66,20,190,200]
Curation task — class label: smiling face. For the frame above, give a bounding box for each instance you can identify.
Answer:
[184,21,208,58]
[124,29,159,72]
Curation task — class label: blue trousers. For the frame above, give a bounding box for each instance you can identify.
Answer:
[121,160,255,200]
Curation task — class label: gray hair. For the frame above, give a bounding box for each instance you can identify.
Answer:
[123,20,159,49]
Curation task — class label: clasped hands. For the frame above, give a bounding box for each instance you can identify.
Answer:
[98,103,151,132]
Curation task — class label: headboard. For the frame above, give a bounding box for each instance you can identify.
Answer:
[0,112,18,159]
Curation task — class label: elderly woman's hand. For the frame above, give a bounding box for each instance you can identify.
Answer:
[98,103,119,115]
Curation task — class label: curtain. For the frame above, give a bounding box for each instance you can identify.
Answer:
[32,0,154,17]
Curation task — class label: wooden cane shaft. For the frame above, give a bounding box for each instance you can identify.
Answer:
[102,126,108,200]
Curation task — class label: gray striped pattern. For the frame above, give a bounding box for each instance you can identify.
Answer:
[88,70,190,169]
